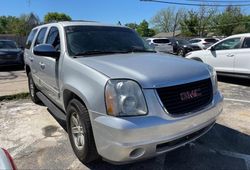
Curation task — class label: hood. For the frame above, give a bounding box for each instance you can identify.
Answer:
[76,53,211,88]
[0,49,22,56]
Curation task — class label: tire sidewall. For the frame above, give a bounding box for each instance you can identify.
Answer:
[66,100,90,161]
[28,72,39,103]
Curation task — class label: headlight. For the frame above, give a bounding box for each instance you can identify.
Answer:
[207,65,218,94]
[105,79,147,116]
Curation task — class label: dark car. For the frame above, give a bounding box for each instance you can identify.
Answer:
[0,40,24,68]
[170,38,202,57]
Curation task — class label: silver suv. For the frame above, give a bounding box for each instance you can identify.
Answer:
[24,21,223,164]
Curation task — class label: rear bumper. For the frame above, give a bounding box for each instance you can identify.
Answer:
[91,91,223,163]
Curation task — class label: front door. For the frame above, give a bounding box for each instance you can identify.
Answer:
[206,37,242,73]
[41,26,61,101]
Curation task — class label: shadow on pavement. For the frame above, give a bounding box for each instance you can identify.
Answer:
[218,75,250,87]
[48,107,250,170]
[47,108,67,132]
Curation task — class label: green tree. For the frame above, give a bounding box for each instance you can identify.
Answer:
[181,5,217,37]
[44,12,71,23]
[0,13,39,36]
[214,6,243,36]
[125,23,138,30]
[181,11,199,36]
[136,20,155,37]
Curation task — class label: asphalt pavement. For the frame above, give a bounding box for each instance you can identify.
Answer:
[0,67,28,96]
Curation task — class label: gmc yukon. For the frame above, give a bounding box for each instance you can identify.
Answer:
[24,21,223,164]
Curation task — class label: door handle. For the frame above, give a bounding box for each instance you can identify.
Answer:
[226,54,234,57]
[39,62,45,69]
[28,56,34,62]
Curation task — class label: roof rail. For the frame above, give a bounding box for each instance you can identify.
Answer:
[45,20,97,24]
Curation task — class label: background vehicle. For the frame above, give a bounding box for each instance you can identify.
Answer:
[0,40,24,68]
[169,38,201,57]
[25,21,223,164]
[189,38,219,49]
[0,148,16,170]
[146,38,172,53]
[186,33,250,79]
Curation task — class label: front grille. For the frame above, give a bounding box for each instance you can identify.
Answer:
[156,78,213,115]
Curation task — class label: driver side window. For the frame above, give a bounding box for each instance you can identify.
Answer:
[46,27,60,51]
[214,38,241,50]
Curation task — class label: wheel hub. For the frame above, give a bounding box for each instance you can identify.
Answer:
[71,112,85,150]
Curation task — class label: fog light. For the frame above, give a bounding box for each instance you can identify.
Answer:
[129,148,145,159]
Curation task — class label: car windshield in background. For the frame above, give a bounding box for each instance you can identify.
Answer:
[65,26,153,56]
[176,39,189,45]
[153,39,169,44]
[0,40,17,49]
[205,38,218,43]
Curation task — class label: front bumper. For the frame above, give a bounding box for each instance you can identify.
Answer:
[91,91,223,164]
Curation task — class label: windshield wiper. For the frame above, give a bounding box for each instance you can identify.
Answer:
[74,48,156,57]
[126,47,156,53]
[75,50,120,56]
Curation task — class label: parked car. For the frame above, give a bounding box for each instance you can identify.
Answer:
[186,33,250,79]
[25,21,223,164]
[0,40,24,67]
[169,38,202,57]
[189,38,219,49]
[0,148,16,170]
[146,38,172,53]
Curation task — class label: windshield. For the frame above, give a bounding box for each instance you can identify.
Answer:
[65,26,152,56]
[176,39,189,45]
[0,40,17,49]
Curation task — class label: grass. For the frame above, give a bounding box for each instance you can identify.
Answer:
[0,92,30,102]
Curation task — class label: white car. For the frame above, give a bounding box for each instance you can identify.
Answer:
[186,33,250,78]
[146,38,173,53]
[189,38,219,49]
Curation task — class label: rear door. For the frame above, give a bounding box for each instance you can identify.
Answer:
[206,37,242,73]
[24,29,38,82]
[32,27,48,89]
[234,37,250,75]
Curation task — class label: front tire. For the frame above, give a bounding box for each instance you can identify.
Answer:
[177,49,185,57]
[28,72,41,104]
[66,99,99,164]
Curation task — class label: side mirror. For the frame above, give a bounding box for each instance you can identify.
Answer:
[209,46,216,51]
[33,44,60,59]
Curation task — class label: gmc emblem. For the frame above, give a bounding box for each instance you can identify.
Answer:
[180,88,202,101]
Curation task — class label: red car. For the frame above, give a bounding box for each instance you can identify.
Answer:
[0,148,16,170]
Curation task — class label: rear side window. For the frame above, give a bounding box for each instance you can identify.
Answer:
[190,39,201,43]
[153,39,170,44]
[205,38,218,43]
[242,37,250,48]
[34,27,48,46]
[25,29,38,49]
[46,27,60,51]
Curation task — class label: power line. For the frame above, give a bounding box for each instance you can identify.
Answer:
[140,0,250,6]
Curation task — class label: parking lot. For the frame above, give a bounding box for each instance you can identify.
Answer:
[0,70,250,170]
